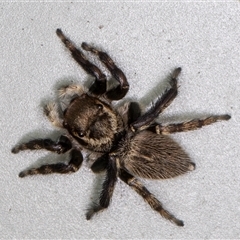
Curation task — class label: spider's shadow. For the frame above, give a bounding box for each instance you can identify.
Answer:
[114,69,175,118]
[140,70,173,107]
[130,69,212,122]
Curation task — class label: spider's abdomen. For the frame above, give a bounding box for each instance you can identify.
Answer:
[121,131,195,179]
[63,94,123,152]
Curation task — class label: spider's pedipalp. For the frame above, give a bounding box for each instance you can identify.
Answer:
[58,84,85,99]
[44,102,63,128]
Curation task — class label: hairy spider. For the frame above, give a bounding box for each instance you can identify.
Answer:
[12,29,231,227]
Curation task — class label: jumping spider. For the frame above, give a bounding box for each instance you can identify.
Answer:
[12,29,231,227]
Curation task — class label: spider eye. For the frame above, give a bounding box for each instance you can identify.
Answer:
[97,104,103,110]
[78,131,84,138]
[73,130,85,138]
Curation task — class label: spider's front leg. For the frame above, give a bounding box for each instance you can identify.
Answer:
[86,155,118,220]
[82,42,129,100]
[130,68,181,132]
[56,29,107,95]
[18,149,83,178]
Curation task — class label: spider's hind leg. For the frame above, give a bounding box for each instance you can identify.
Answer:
[119,169,184,227]
[58,84,85,99]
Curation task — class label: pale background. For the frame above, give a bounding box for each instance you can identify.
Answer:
[1,2,240,239]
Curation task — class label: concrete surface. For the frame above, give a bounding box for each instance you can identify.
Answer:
[1,2,240,239]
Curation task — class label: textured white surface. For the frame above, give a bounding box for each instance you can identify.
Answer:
[1,2,240,239]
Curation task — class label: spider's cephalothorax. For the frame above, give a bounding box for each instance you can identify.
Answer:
[63,93,124,152]
[12,29,231,227]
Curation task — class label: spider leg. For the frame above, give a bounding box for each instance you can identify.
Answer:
[127,102,142,125]
[56,29,107,95]
[119,169,184,227]
[90,153,109,173]
[18,149,83,178]
[148,114,231,135]
[11,135,72,154]
[82,42,129,101]
[86,155,118,220]
[130,68,181,132]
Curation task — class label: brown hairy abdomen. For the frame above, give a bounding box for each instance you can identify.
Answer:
[122,131,194,179]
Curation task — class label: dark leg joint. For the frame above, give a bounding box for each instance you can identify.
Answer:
[105,85,129,101]
[89,78,107,95]
[55,135,72,153]
[91,154,108,173]
[128,102,142,125]
[81,42,129,100]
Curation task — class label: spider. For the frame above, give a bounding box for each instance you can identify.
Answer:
[12,29,231,227]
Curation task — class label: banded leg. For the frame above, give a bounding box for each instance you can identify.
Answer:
[19,149,83,178]
[56,29,107,95]
[130,68,181,132]
[12,135,72,154]
[82,42,129,100]
[86,155,118,220]
[149,114,231,135]
[119,169,184,227]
